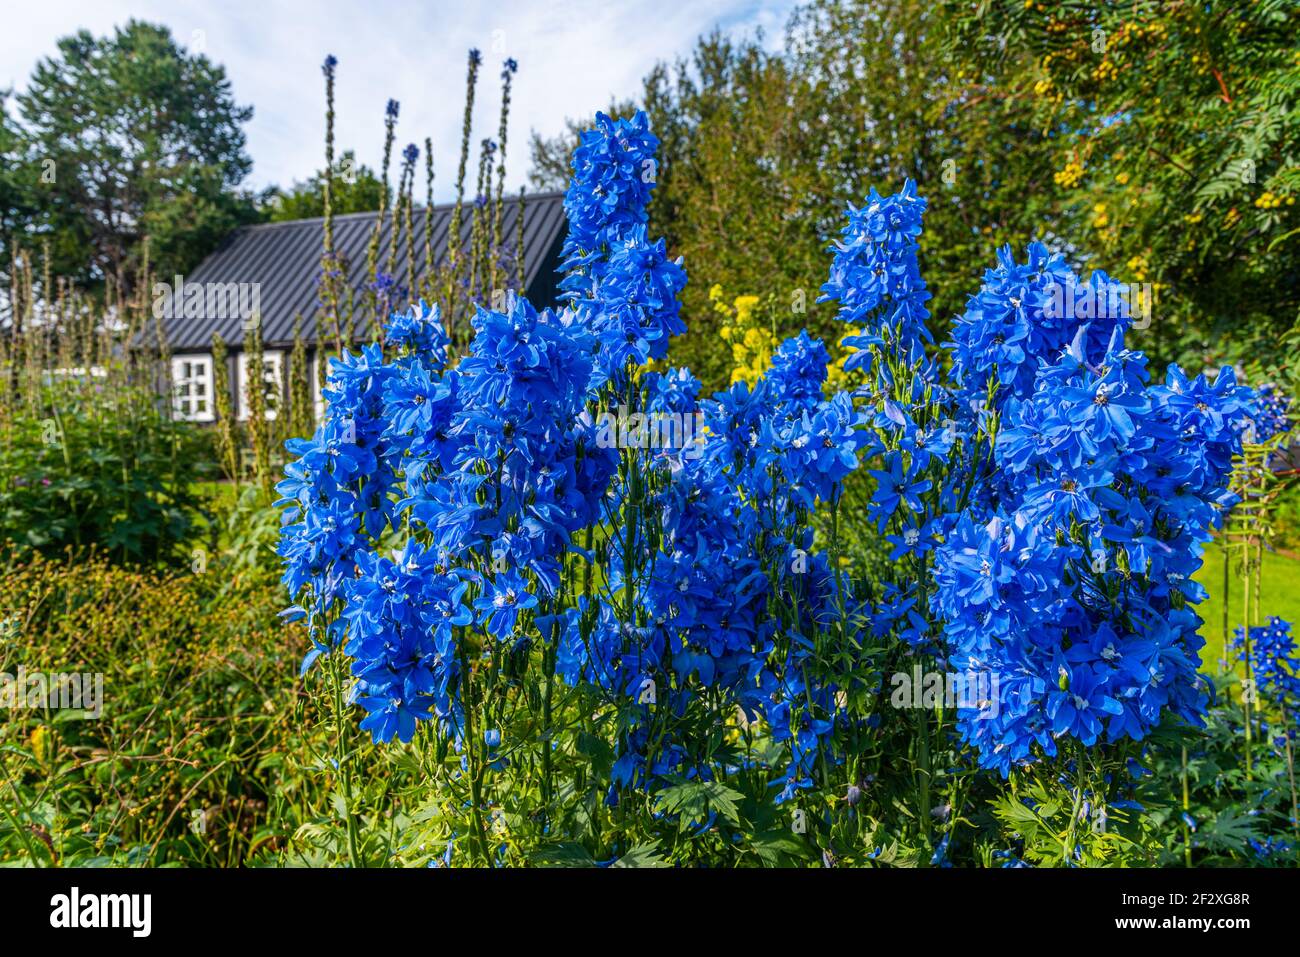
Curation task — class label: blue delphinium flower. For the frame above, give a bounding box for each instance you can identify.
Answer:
[474,570,539,639]
[819,178,933,372]
[929,235,1256,773]
[341,541,467,742]
[1234,617,1300,737]
[1252,384,1292,442]
[385,300,450,370]
[557,111,686,389]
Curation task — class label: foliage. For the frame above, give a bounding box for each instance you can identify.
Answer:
[211,333,240,483]
[0,377,209,566]
[1142,690,1299,867]
[942,0,1300,372]
[267,150,386,222]
[7,20,260,290]
[0,552,322,866]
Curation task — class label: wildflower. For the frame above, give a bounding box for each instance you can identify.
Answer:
[474,570,538,638]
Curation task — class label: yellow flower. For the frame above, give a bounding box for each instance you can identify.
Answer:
[712,284,776,386]
[29,726,49,765]
[1054,160,1085,189]
[1092,60,1118,83]
[1114,171,1130,185]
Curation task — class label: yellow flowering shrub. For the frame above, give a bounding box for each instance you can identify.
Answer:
[1054,160,1085,189]
[711,284,776,385]
[1255,191,1292,210]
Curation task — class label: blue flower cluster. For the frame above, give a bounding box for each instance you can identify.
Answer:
[1233,616,1300,741]
[933,241,1256,774]
[820,179,955,650]
[1252,383,1292,442]
[279,291,615,742]
[819,178,933,371]
[558,111,685,388]
[547,114,868,799]
[695,334,870,797]
[279,106,1261,824]
[947,242,1125,415]
[281,112,838,772]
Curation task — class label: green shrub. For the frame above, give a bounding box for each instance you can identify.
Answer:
[0,551,323,865]
[0,378,210,565]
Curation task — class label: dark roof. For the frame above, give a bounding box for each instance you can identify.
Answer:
[154,190,568,352]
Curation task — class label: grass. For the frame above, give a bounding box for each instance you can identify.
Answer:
[1194,539,1300,675]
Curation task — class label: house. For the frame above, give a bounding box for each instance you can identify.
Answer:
[153,190,568,423]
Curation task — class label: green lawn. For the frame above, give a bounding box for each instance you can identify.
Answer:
[1193,541,1300,675]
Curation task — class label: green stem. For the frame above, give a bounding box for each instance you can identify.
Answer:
[457,650,495,868]
[1181,744,1192,867]
[329,653,362,867]
[916,678,932,852]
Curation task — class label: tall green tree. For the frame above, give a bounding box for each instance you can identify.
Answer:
[15,19,259,290]
[542,0,1296,387]
[0,91,43,314]
[942,0,1300,373]
[528,5,1060,389]
[266,149,386,221]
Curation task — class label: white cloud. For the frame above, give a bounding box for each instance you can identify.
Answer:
[0,0,796,198]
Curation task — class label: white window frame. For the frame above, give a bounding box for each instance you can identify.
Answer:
[310,353,327,420]
[237,350,284,421]
[170,354,215,423]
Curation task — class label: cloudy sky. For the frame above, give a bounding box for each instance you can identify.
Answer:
[1,0,796,199]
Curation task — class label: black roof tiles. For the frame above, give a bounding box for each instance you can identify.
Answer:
[153,190,567,352]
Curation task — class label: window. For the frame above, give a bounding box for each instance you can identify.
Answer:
[237,351,284,421]
[310,353,326,420]
[171,355,215,422]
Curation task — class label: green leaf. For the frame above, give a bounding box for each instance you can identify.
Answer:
[612,843,669,868]
[528,843,597,868]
